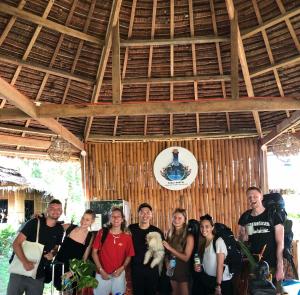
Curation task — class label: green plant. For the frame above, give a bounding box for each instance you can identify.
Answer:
[0,226,16,257]
[238,240,257,272]
[63,259,98,291]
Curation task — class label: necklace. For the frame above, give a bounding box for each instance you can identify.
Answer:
[112,233,120,244]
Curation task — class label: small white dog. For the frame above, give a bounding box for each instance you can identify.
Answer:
[143,231,165,273]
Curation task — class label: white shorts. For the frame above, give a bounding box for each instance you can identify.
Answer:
[94,271,126,295]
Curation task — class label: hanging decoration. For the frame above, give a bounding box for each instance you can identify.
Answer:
[271,132,300,159]
[47,136,71,162]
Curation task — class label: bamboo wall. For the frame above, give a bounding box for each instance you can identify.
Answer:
[86,138,260,234]
[0,189,43,223]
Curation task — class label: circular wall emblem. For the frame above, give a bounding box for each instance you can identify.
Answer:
[153,146,198,190]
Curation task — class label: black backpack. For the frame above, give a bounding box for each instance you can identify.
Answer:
[213,223,243,275]
[187,219,200,254]
[262,193,298,279]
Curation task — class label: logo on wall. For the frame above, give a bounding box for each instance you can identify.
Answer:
[153,147,198,190]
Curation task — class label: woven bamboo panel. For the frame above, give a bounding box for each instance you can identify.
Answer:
[85,138,260,234]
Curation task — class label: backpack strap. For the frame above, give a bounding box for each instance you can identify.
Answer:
[100,227,109,245]
[84,231,93,248]
[212,236,218,253]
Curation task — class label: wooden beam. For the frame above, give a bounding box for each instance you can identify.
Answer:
[225,0,263,138]
[145,0,157,135]
[0,134,51,149]
[0,3,103,45]
[209,0,229,131]
[0,54,94,84]
[231,10,239,99]
[84,0,123,141]
[250,55,300,78]
[15,1,78,150]
[120,36,230,47]
[0,78,37,118]
[122,75,231,85]
[261,110,300,146]
[0,123,54,136]
[242,6,300,39]
[112,21,121,104]
[88,131,259,142]
[0,108,28,120]
[275,0,300,52]
[9,0,54,88]
[0,0,26,46]
[169,0,174,135]
[33,97,300,118]
[0,78,84,150]
[0,148,79,160]
[2,97,300,120]
[189,0,199,132]
[60,0,97,105]
[252,0,288,119]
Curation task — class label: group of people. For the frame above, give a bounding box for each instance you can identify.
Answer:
[7,186,284,295]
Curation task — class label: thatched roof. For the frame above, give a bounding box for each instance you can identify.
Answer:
[0,0,299,157]
[0,165,28,188]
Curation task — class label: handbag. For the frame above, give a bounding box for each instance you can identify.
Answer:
[9,218,44,279]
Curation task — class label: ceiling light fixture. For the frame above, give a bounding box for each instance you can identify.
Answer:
[47,136,71,162]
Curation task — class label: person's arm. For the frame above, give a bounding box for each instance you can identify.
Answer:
[82,234,94,261]
[12,232,35,271]
[238,225,248,242]
[215,252,225,294]
[162,234,194,262]
[274,223,284,281]
[43,245,59,261]
[91,247,110,280]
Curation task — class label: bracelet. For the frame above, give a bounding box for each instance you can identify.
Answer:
[99,266,103,272]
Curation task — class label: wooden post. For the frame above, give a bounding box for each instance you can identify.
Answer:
[231,9,239,99]
[260,145,269,193]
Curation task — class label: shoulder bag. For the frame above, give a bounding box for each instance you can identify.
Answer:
[9,218,44,279]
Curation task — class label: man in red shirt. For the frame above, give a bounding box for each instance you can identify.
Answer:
[92,207,135,295]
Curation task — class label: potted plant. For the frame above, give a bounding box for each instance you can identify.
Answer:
[63,258,98,294]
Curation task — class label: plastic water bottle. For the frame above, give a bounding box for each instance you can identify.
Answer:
[194,253,201,272]
[166,256,176,277]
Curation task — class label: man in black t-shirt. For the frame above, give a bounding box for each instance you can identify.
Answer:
[7,199,64,295]
[238,186,284,294]
[129,202,164,295]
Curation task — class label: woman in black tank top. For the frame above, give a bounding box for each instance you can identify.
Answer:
[53,209,96,293]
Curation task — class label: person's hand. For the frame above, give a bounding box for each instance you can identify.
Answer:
[194,264,201,272]
[99,268,110,280]
[62,271,73,279]
[43,251,54,261]
[275,266,284,281]
[112,266,124,277]
[162,241,171,251]
[214,285,222,295]
[22,260,35,271]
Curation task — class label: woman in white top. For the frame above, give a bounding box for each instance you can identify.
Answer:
[195,214,233,295]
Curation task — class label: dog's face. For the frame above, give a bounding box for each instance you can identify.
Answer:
[146,232,163,250]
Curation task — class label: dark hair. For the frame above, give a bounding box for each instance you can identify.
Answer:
[246,186,262,194]
[84,209,96,219]
[199,214,214,226]
[49,199,62,205]
[138,202,152,212]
